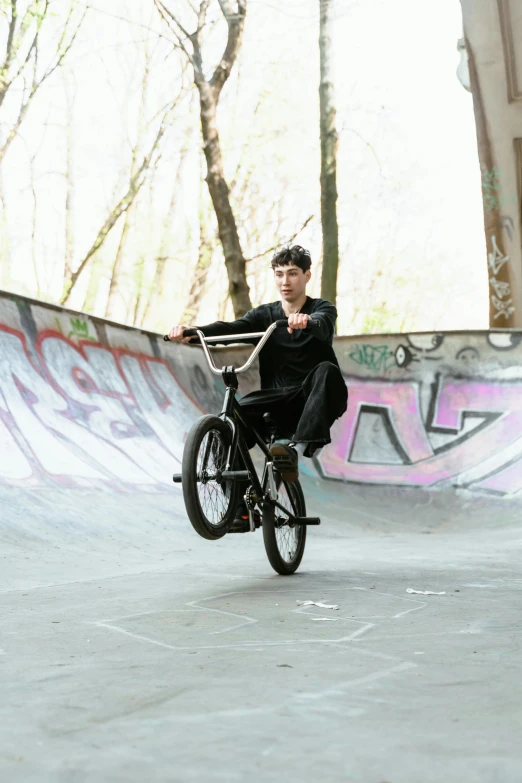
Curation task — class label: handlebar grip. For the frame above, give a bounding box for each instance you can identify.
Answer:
[163,328,199,342]
[275,318,319,329]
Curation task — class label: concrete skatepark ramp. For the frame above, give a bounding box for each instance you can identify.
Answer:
[2,289,522,782]
[3,290,522,500]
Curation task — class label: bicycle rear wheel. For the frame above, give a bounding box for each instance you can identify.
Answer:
[262,477,307,575]
[182,415,239,540]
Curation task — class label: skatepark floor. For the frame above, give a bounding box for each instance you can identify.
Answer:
[2,481,522,783]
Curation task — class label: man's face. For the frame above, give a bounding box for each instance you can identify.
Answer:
[274,264,311,302]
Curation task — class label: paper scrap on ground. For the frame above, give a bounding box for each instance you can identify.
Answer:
[312,617,339,622]
[296,601,339,610]
[406,588,446,595]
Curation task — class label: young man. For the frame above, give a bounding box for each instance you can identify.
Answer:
[168,245,348,526]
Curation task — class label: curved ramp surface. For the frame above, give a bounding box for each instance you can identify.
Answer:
[1,291,522,586]
[2,291,522,783]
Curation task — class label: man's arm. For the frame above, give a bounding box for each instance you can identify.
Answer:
[306,299,337,342]
[196,308,262,339]
[168,308,263,344]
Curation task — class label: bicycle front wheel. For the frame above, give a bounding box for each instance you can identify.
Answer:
[262,478,307,575]
[182,415,239,540]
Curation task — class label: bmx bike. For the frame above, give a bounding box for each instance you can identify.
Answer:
[163,319,320,575]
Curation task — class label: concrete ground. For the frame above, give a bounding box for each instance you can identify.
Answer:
[2,481,522,783]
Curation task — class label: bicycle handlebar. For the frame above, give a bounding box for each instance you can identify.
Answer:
[163,318,318,376]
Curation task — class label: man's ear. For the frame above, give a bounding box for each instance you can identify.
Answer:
[305,269,311,284]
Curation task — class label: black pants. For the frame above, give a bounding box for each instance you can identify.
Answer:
[238,361,348,457]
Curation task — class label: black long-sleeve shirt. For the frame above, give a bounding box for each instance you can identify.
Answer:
[196,297,339,389]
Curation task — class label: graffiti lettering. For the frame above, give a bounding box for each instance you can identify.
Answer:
[0,325,202,490]
[481,167,517,212]
[489,278,511,299]
[488,235,510,277]
[491,297,516,320]
[349,344,396,373]
[318,375,522,495]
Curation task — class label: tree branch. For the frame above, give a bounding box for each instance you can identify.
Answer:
[61,111,169,305]
[244,215,314,262]
[153,0,197,67]
[0,1,87,164]
[209,0,246,99]
[3,0,18,74]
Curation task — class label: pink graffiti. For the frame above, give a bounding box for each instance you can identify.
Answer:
[318,376,522,495]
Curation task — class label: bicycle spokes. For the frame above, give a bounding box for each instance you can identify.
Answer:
[274,483,301,563]
[196,430,231,525]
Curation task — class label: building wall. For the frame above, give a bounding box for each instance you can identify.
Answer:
[460,0,522,326]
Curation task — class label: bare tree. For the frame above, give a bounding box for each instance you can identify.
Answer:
[60,105,172,307]
[139,118,193,329]
[181,154,215,323]
[28,149,42,295]
[319,0,340,306]
[154,0,252,318]
[0,0,86,167]
[105,49,153,321]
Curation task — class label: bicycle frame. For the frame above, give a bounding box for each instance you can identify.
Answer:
[188,320,295,510]
[167,319,320,527]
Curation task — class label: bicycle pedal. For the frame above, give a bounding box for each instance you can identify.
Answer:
[172,473,182,483]
[293,516,321,525]
[228,519,256,534]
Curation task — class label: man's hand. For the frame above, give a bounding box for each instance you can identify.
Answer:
[287,313,310,334]
[167,324,194,343]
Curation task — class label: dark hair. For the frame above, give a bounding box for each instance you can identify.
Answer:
[271,245,311,272]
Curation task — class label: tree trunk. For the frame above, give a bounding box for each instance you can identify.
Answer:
[197,80,251,317]
[105,209,132,321]
[319,0,340,307]
[105,54,151,321]
[154,0,251,317]
[61,116,166,306]
[465,38,516,327]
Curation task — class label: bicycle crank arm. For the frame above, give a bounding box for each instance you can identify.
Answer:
[172,470,250,484]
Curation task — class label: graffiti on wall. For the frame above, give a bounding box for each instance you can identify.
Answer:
[348,344,396,373]
[3,295,522,500]
[488,235,515,322]
[481,166,517,213]
[318,372,522,496]
[0,323,203,490]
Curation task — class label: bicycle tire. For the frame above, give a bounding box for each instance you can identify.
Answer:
[262,478,307,575]
[182,414,239,540]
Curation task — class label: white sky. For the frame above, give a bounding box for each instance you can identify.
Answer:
[0,0,488,334]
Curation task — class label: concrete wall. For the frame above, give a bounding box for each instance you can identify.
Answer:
[1,291,522,500]
[460,0,522,326]
[325,330,522,495]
